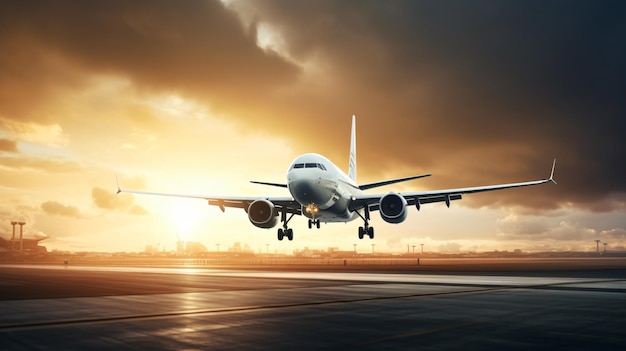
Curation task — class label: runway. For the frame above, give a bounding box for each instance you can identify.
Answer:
[1,263,625,350]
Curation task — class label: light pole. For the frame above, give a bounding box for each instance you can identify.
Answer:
[371,243,375,254]
[266,243,269,255]
[216,243,220,252]
[353,243,357,253]
[10,221,17,251]
[18,222,25,255]
[420,243,424,254]
[595,240,601,253]
[412,245,416,254]
[603,242,608,254]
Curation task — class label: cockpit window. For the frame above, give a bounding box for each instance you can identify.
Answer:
[292,162,327,170]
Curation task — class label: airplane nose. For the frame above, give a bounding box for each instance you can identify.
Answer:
[290,179,315,201]
[289,179,331,205]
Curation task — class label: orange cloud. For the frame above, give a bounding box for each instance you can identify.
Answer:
[41,201,81,218]
[0,139,17,153]
[92,187,134,211]
[129,205,149,216]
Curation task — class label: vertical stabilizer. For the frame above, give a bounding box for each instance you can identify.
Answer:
[348,115,357,181]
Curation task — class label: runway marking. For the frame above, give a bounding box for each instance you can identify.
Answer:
[361,318,493,345]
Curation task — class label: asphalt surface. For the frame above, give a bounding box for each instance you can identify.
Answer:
[1,262,625,350]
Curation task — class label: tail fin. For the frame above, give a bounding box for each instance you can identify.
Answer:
[348,115,357,181]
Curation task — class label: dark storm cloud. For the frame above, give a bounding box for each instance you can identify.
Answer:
[1,0,624,212]
[231,0,626,211]
[0,0,299,119]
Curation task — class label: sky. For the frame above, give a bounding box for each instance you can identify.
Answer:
[1,0,625,254]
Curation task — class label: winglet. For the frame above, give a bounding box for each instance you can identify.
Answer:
[115,173,122,194]
[549,159,557,184]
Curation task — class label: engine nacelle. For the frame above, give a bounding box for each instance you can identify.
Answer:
[247,199,278,228]
[379,192,408,224]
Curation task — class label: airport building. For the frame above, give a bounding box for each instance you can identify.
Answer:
[0,235,48,256]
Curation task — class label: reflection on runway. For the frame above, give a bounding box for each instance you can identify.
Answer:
[1,264,625,350]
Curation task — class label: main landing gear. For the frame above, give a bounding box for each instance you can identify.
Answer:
[278,227,293,241]
[278,209,295,241]
[356,206,374,239]
[358,225,374,239]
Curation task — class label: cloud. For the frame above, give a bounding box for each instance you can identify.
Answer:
[3,1,624,212]
[496,213,552,236]
[0,139,17,153]
[0,156,81,173]
[601,228,626,241]
[91,187,148,215]
[129,205,149,216]
[437,242,462,254]
[497,217,616,243]
[0,0,298,123]
[41,201,81,218]
[92,187,134,211]
[225,1,626,211]
[0,118,68,147]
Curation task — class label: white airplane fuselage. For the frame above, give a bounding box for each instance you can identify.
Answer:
[287,153,361,223]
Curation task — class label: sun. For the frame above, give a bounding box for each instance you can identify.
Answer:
[166,198,208,242]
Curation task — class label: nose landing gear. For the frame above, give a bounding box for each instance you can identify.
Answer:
[308,219,321,229]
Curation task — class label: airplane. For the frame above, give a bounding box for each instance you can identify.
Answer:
[116,115,556,241]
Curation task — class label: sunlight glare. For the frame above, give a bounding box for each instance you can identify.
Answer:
[167,198,208,242]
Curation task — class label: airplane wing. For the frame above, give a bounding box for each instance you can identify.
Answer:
[349,159,557,211]
[115,175,301,214]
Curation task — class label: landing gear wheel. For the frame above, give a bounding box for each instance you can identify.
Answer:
[308,219,321,229]
[278,209,295,241]
[278,228,284,241]
[358,226,374,239]
[356,206,374,240]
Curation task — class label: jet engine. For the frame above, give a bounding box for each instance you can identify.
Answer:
[379,192,408,224]
[247,199,278,228]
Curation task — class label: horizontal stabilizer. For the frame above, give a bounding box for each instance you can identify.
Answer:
[359,174,431,191]
[250,181,288,188]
